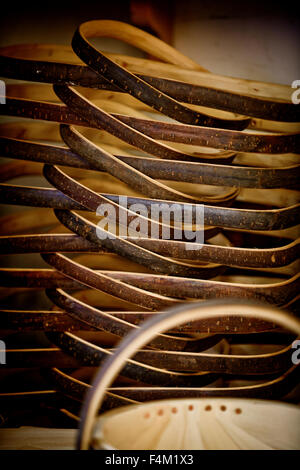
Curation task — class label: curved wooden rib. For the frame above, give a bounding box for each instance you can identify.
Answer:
[1,136,299,189]
[1,268,298,306]
[1,94,299,154]
[1,41,299,122]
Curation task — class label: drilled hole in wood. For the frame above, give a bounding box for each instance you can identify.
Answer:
[220,405,227,411]
[157,409,164,416]
[205,405,212,411]
[188,405,194,411]
[235,408,242,414]
[144,412,150,419]
[171,407,178,414]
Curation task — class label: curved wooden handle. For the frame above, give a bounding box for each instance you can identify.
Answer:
[77,299,300,449]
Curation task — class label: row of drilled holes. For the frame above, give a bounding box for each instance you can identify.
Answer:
[144,405,242,418]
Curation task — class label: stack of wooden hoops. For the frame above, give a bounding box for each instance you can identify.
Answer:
[0,20,299,448]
